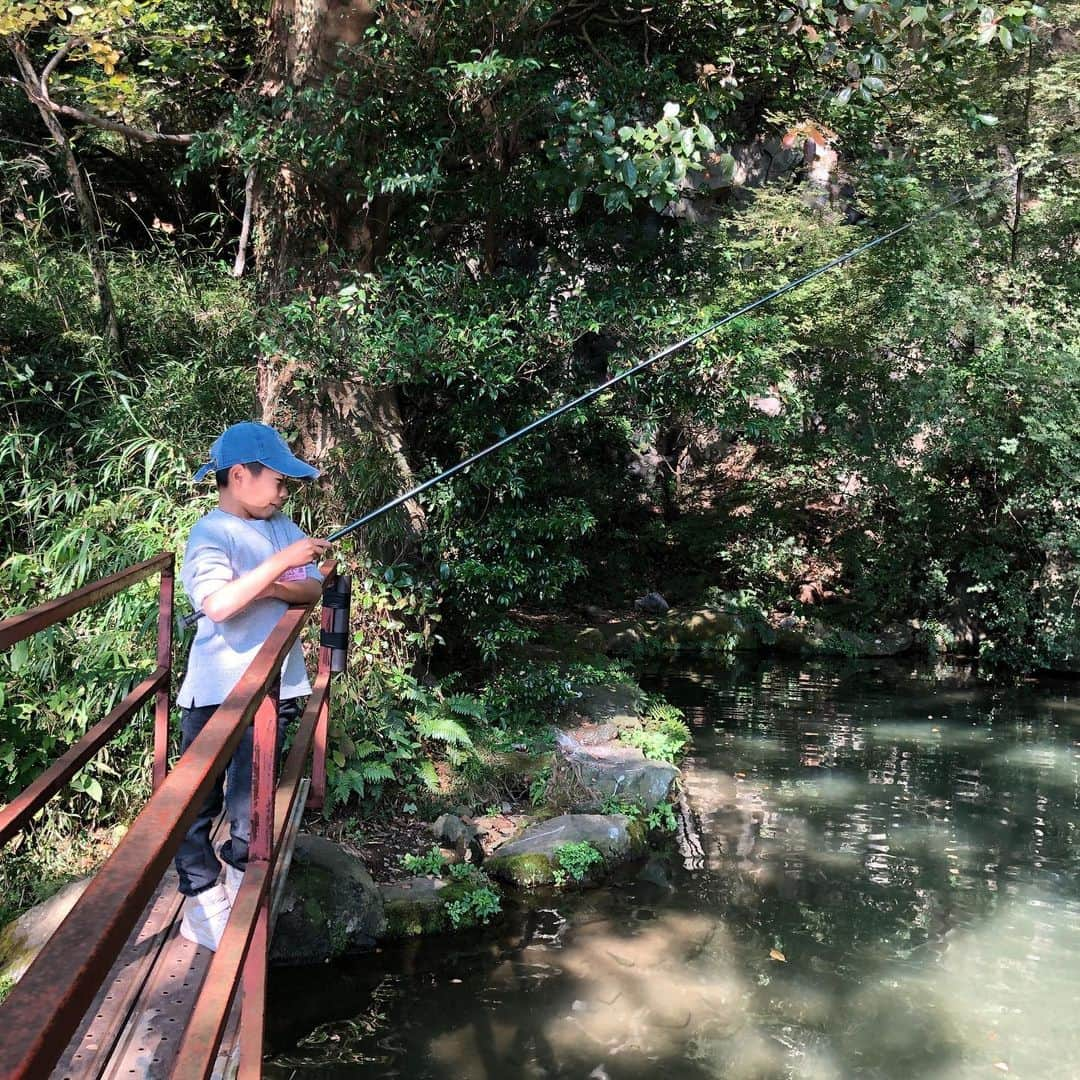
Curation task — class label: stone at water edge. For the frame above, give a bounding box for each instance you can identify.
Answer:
[379,876,451,938]
[0,877,91,991]
[431,812,486,865]
[635,592,670,615]
[271,834,385,966]
[556,730,679,811]
[485,814,647,887]
[573,682,646,730]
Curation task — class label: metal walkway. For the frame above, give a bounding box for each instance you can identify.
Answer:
[0,556,349,1079]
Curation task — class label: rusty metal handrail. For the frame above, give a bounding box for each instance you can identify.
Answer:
[0,553,175,844]
[172,668,332,1079]
[0,560,343,1080]
[0,666,169,848]
[0,553,173,651]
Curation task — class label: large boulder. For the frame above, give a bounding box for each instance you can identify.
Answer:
[574,682,645,730]
[556,732,678,811]
[486,814,646,887]
[271,835,385,966]
[379,876,452,938]
[0,877,91,992]
[659,607,757,649]
[773,618,913,658]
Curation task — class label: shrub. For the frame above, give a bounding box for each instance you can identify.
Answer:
[553,840,604,882]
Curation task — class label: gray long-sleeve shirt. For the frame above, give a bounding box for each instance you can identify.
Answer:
[176,508,323,708]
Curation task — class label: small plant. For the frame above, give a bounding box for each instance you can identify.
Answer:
[400,845,444,876]
[599,793,644,820]
[647,800,678,833]
[446,885,502,928]
[529,765,552,806]
[554,841,604,882]
[620,698,691,763]
[447,861,480,882]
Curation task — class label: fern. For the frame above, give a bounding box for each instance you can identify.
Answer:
[415,759,441,792]
[446,693,487,720]
[356,761,396,783]
[413,712,473,747]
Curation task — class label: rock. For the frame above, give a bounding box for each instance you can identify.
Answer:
[271,835,385,965]
[604,624,646,657]
[575,627,607,653]
[558,721,619,746]
[431,813,469,845]
[574,683,645,730]
[556,732,679,811]
[432,813,486,865]
[773,619,913,658]
[660,607,757,649]
[380,876,451,937]
[636,857,675,891]
[486,814,646,887]
[634,592,670,615]
[0,877,91,991]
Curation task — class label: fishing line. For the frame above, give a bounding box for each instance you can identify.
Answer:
[183,179,990,628]
[325,183,986,543]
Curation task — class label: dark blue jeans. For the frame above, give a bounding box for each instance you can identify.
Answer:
[174,698,300,897]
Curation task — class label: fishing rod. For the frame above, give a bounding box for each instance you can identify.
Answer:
[181,181,984,630]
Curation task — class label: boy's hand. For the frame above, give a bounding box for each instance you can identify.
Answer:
[277,537,331,572]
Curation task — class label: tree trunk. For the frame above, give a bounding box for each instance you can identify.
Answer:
[10,40,121,347]
[252,0,425,539]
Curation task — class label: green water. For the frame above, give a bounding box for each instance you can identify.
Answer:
[267,659,1080,1079]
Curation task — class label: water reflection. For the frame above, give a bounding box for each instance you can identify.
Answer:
[267,660,1080,1079]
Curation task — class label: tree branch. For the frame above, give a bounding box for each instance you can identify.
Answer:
[14,33,196,145]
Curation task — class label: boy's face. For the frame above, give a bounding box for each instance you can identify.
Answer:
[230,464,289,518]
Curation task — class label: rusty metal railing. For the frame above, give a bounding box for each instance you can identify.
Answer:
[0,556,348,1079]
[0,552,175,848]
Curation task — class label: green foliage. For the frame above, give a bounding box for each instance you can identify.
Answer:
[400,845,444,877]
[620,699,691,764]
[599,791,677,833]
[482,658,628,730]
[528,766,553,807]
[554,841,604,883]
[445,884,502,929]
[447,861,478,882]
[647,800,678,834]
[325,668,484,811]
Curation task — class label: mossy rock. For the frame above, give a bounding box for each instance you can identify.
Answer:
[271,835,385,965]
[0,877,91,995]
[381,877,452,937]
[659,607,757,649]
[574,683,645,730]
[773,619,913,658]
[380,877,497,937]
[483,852,555,888]
[486,814,645,888]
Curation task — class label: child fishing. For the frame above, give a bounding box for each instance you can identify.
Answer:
[174,422,330,950]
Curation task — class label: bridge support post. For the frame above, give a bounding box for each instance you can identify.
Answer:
[311,573,351,811]
[153,555,174,790]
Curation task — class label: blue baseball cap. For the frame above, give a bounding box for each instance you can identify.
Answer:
[193,422,320,482]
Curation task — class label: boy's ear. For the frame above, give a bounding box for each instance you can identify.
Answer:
[229,463,248,486]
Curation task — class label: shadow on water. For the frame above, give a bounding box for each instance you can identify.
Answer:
[266,658,1080,1079]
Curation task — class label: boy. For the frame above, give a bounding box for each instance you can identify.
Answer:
[175,422,331,950]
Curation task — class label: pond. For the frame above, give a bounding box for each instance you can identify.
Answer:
[266,658,1080,1079]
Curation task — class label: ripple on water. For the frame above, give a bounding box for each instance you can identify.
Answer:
[266,661,1080,1080]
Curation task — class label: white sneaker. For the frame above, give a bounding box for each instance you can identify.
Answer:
[178,884,232,951]
[223,862,244,905]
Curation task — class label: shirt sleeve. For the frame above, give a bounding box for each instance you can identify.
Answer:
[279,514,325,583]
[181,521,235,609]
